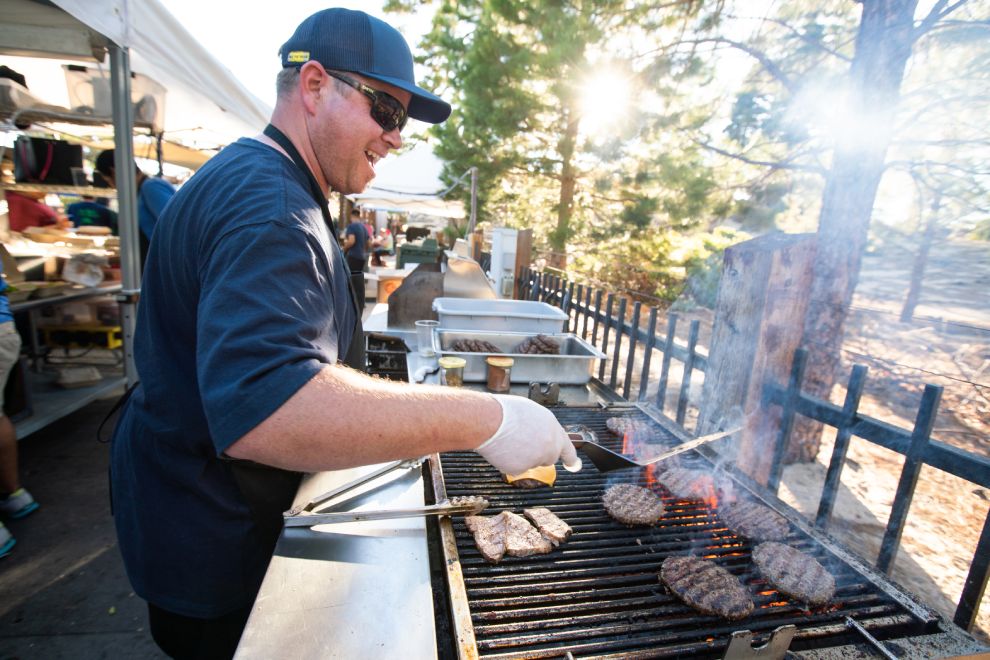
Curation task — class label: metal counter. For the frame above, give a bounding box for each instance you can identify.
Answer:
[236,305,616,658]
[234,462,437,660]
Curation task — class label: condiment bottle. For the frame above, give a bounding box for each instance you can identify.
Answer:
[485,357,513,393]
[438,356,466,387]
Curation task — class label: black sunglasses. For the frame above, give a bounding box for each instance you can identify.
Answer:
[325,71,408,133]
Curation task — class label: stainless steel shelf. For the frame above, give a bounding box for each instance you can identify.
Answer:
[1,183,117,198]
[10,284,122,313]
[15,370,126,439]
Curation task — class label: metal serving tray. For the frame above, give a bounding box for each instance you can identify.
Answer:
[432,329,605,384]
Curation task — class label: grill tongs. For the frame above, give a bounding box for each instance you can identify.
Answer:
[283,458,489,528]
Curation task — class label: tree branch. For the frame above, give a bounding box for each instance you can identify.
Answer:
[720,13,853,63]
[692,138,827,175]
[915,0,971,39]
[641,37,796,93]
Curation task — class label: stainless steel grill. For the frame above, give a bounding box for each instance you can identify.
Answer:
[430,406,942,659]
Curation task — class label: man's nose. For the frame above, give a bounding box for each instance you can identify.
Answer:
[383,127,402,150]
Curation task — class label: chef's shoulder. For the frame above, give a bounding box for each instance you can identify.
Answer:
[169,138,322,236]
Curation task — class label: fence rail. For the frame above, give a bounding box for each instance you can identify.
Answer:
[520,266,990,632]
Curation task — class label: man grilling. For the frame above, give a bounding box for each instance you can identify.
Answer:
[108,8,581,659]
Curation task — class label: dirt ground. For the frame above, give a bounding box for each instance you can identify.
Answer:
[667,239,990,644]
[795,240,990,644]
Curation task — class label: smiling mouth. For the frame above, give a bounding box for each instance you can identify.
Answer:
[365,150,381,166]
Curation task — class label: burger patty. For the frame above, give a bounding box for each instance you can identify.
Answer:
[720,500,790,541]
[602,483,665,526]
[465,511,553,563]
[752,542,836,607]
[505,464,556,489]
[660,556,754,620]
[656,467,715,501]
[523,507,572,545]
[605,417,655,438]
[509,478,548,489]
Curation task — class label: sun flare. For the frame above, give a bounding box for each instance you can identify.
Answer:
[579,71,631,139]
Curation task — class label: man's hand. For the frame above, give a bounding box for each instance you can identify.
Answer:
[474,394,582,475]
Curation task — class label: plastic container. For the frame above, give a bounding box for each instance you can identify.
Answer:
[432,297,567,334]
[415,319,440,357]
[63,64,167,130]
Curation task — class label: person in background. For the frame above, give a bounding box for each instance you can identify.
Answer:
[4,190,71,232]
[0,259,39,558]
[94,150,175,264]
[363,218,375,261]
[66,196,118,234]
[109,9,579,658]
[371,226,393,267]
[342,206,370,313]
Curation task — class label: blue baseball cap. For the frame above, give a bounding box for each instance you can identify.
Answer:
[279,8,451,124]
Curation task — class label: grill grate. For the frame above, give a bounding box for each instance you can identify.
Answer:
[435,406,938,659]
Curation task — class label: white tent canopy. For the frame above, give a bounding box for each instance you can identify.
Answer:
[349,142,465,219]
[0,0,273,381]
[52,0,270,142]
[3,0,270,147]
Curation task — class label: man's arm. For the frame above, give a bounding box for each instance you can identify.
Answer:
[226,363,499,471]
[225,363,580,476]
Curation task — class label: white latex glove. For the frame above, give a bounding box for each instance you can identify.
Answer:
[474,394,582,475]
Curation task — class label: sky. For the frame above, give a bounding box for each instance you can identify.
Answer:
[157,0,431,110]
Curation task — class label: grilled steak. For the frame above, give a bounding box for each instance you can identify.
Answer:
[752,542,835,607]
[502,511,553,557]
[515,334,561,354]
[656,467,715,501]
[660,556,754,620]
[464,511,552,563]
[523,507,572,545]
[720,501,790,541]
[602,483,665,526]
[465,514,507,563]
[450,338,502,353]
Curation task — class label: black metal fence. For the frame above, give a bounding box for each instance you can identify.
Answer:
[518,268,707,425]
[519,266,990,633]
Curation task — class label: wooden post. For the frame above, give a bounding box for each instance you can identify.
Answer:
[698,233,817,485]
[471,228,484,263]
[513,229,532,300]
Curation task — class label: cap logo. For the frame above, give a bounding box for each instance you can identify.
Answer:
[286,50,310,63]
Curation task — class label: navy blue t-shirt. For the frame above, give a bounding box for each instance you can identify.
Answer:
[110,138,358,618]
[344,221,368,261]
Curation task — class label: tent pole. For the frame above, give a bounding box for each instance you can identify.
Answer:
[110,43,140,385]
[468,166,477,234]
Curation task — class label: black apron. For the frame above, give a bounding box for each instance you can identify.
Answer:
[228,124,366,546]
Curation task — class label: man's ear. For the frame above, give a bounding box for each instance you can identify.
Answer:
[298,62,325,114]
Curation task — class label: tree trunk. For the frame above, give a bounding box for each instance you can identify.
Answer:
[549,108,579,271]
[900,192,940,322]
[792,0,919,463]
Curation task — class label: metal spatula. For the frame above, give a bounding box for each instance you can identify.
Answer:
[566,426,741,473]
